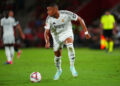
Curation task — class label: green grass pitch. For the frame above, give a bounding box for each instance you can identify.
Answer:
[0,48,120,86]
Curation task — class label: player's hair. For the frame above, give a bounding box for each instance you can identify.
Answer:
[47,3,58,8]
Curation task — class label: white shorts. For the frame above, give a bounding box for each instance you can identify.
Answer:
[3,34,15,44]
[53,32,74,51]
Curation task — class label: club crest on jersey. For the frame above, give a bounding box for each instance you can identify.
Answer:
[62,19,64,22]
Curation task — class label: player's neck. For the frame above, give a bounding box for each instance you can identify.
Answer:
[53,12,59,19]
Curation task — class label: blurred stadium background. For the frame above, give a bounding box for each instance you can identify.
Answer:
[0,0,120,49]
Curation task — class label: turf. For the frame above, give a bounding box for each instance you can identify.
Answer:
[0,48,120,86]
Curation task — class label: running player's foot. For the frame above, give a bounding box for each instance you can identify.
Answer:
[54,69,62,80]
[17,50,22,59]
[4,61,13,64]
[70,66,78,77]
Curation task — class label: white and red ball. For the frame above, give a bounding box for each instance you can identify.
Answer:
[30,72,41,82]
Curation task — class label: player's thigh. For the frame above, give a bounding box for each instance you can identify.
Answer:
[64,37,73,44]
[53,42,63,56]
[108,30,113,41]
[54,42,64,50]
[104,30,113,41]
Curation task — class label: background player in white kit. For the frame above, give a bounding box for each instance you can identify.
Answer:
[44,3,91,80]
[0,11,25,64]
[8,10,25,58]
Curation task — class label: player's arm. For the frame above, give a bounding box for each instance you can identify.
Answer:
[100,23,103,35]
[77,17,91,39]
[64,10,91,39]
[44,29,50,48]
[113,16,117,34]
[113,22,117,32]
[0,26,3,40]
[0,21,3,40]
[44,16,51,49]
[16,24,25,40]
[113,22,117,35]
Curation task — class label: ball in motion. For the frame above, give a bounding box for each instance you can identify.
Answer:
[30,72,41,82]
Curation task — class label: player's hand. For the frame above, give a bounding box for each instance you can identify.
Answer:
[85,33,91,39]
[113,28,118,35]
[21,34,25,40]
[45,42,50,49]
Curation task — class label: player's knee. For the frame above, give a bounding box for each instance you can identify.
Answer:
[55,51,61,57]
[65,38,73,44]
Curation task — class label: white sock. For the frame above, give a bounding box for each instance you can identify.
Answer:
[5,46,11,62]
[10,46,14,59]
[66,43,75,67]
[54,56,62,71]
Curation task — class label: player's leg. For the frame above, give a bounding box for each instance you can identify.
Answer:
[105,37,109,51]
[15,39,22,58]
[108,30,114,52]
[103,30,109,51]
[15,47,18,52]
[54,49,62,71]
[108,38,114,52]
[65,37,77,77]
[15,45,22,58]
[9,44,14,61]
[4,45,12,64]
[17,49,22,58]
[53,43,63,80]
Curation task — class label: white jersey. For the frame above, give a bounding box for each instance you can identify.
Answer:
[45,10,78,43]
[0,17,18,44]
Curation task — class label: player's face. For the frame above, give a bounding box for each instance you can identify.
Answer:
[105,11,110,15]
[9,11,14,17]
[47,7,57,16]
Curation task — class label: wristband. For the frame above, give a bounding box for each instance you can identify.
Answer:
[85,31,88,35]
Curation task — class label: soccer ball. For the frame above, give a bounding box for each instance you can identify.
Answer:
[30,72,41,82]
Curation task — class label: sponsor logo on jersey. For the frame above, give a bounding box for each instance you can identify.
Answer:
[54,24,65,28]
